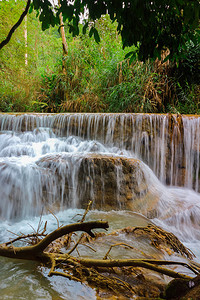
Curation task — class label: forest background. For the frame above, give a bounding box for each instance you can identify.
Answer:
[0,0,199,114]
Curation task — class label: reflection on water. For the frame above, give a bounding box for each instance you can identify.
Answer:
[0,256,96,300]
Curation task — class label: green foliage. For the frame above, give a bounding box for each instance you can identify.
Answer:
[32,0,200,61]
[37,16,140,113]
[106,81,141,112]
[38,17,175,114]
[170,83,200,115]
[0,0,62,112]
[176,42,200,85]
[0,2,199,114]
[105,61,167,113]
[167,40,200,114]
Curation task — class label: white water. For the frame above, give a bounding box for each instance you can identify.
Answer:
[1,113,200,189]
[0,127,138,219]
[0,113,200,299]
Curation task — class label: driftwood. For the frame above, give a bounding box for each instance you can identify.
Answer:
[0,221,108,260]
[0,210,199,298]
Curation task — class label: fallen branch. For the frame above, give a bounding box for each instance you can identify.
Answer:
[5,221,47,246]
[103,243,135,260]
[0,221,109,260]
[80,200,93,223]
[74,258,193,280]
[131,224,195,259]
[0,218,199,298]
[68,233,84,255]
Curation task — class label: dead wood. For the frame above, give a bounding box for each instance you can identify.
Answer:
[121,224,195,259]
[0,216,199,298]
[75,258,193,280]
[0,221,108,260]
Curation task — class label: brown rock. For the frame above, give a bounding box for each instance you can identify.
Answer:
[36,153,160,214]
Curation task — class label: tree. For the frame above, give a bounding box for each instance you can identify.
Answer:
[31,0,200,61]
[58,0,68,56]
[1,0,199,60]
[0,0,63,112]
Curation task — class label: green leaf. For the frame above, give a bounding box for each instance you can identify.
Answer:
[125,51,134,59]
[93,28,100,43]
[61,5,74,22]
[39,12,44,23]
[163,54,171,63]
[82,22,88,35]
[33,0,40,10]
[129,54,135,65]
[89,27,94,38]
[68,24,74,34]
[29,3,33,14]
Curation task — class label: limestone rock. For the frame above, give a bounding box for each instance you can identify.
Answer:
[36,153,159,214]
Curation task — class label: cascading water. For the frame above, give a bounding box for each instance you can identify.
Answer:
[1,113,200,188]
[1,113,200,299]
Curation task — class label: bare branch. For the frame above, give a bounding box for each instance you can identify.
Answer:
[34,221,109,253]
[0,221,109,260]
[50,270,82,282]
[80,200,93,223]
[48,209,60,228]
[5,232,47,246]
[68,233,84,255]
[76,258,193,280]
[0,0,31,50]
[103,243,135,260]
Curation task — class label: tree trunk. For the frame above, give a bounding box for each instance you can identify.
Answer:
[58,0,68,74]
[24,15,28,66]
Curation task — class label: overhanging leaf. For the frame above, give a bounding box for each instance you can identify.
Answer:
[82,22,88,35]
[89,27,94,38]
[93,28,100,43]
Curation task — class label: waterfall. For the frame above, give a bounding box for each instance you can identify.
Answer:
[1,112,200,299]
[1,113,200,187]
[0,113,200,225]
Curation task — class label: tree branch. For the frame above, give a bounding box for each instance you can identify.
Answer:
[0,221,109,260]
[34,221,108,253]
[76,258,193,280]
[0,0,31,50]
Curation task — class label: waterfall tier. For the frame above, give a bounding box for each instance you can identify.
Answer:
[1,113,199,191]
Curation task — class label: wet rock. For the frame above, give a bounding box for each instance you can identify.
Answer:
[162,275,200,300]
[163,277,195,300]
[36,153,159,214]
